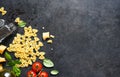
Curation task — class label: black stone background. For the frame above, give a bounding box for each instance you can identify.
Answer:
[0,0,120,77]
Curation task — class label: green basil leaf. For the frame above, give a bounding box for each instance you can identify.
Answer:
[51,70,59,75]
[4,52,12,61]
[13,66,21,76]
[18,21,26,27]
[14,60,21,64]
[43,58,54,67]
[7,60,15,66]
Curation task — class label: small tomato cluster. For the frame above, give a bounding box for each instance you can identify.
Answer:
[27,62,48,77]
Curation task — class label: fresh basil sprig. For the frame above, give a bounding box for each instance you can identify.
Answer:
[18,21,26,27]
[4,52,21,77]
[7,60,21,66]
[4,52,12,61]
[12,65,21,77]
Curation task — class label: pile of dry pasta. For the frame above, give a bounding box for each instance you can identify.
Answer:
[7,26,45,67]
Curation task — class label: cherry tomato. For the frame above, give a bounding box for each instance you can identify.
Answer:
[27,70,37,77]
[38,71,48,77]
[32,62,43,73]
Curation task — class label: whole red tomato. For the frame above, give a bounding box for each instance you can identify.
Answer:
[38,71,48,77]
[27,70,37,77]
[32,62,43,73]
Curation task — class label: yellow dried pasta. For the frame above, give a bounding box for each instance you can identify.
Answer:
[0,7,7,15]
[7,26,44,67]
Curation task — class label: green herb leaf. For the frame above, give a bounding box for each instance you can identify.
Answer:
[14,60,21,64]
[50,70,59,75]
[7,60,21,66]
[7,60,15,66]
[43,58,54,67]
[12,65,21,76]
[4,52,12,61]
[18,21,26,27]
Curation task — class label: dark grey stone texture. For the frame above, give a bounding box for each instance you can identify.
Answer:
[0,0,120,77]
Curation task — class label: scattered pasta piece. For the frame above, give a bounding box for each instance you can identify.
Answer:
[15,17,21,23]
[39,55,45,60]
[0,45,7,54]
[47,40,53,44]
[50,35,55,38]
[0,7,7,15]
[39,52,46,55]
[1,11,7,15]
[0,57,6,63]
[39,52,45,60]
[42,32,50,40]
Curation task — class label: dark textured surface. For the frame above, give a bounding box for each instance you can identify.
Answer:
[0,0,120,77]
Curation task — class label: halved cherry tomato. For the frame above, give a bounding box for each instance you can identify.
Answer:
[38,71,48,77]
[27,70,37,77]
[32,62,43,73]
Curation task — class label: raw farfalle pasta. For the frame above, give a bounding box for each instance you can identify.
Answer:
[0,7,7,15]
[7,26,45,67]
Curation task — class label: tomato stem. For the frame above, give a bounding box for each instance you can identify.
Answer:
[37,69,43,76]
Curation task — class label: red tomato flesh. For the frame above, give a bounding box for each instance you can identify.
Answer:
[27,70,37,77]
[32,62,43,73]
[38,71,48,77]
